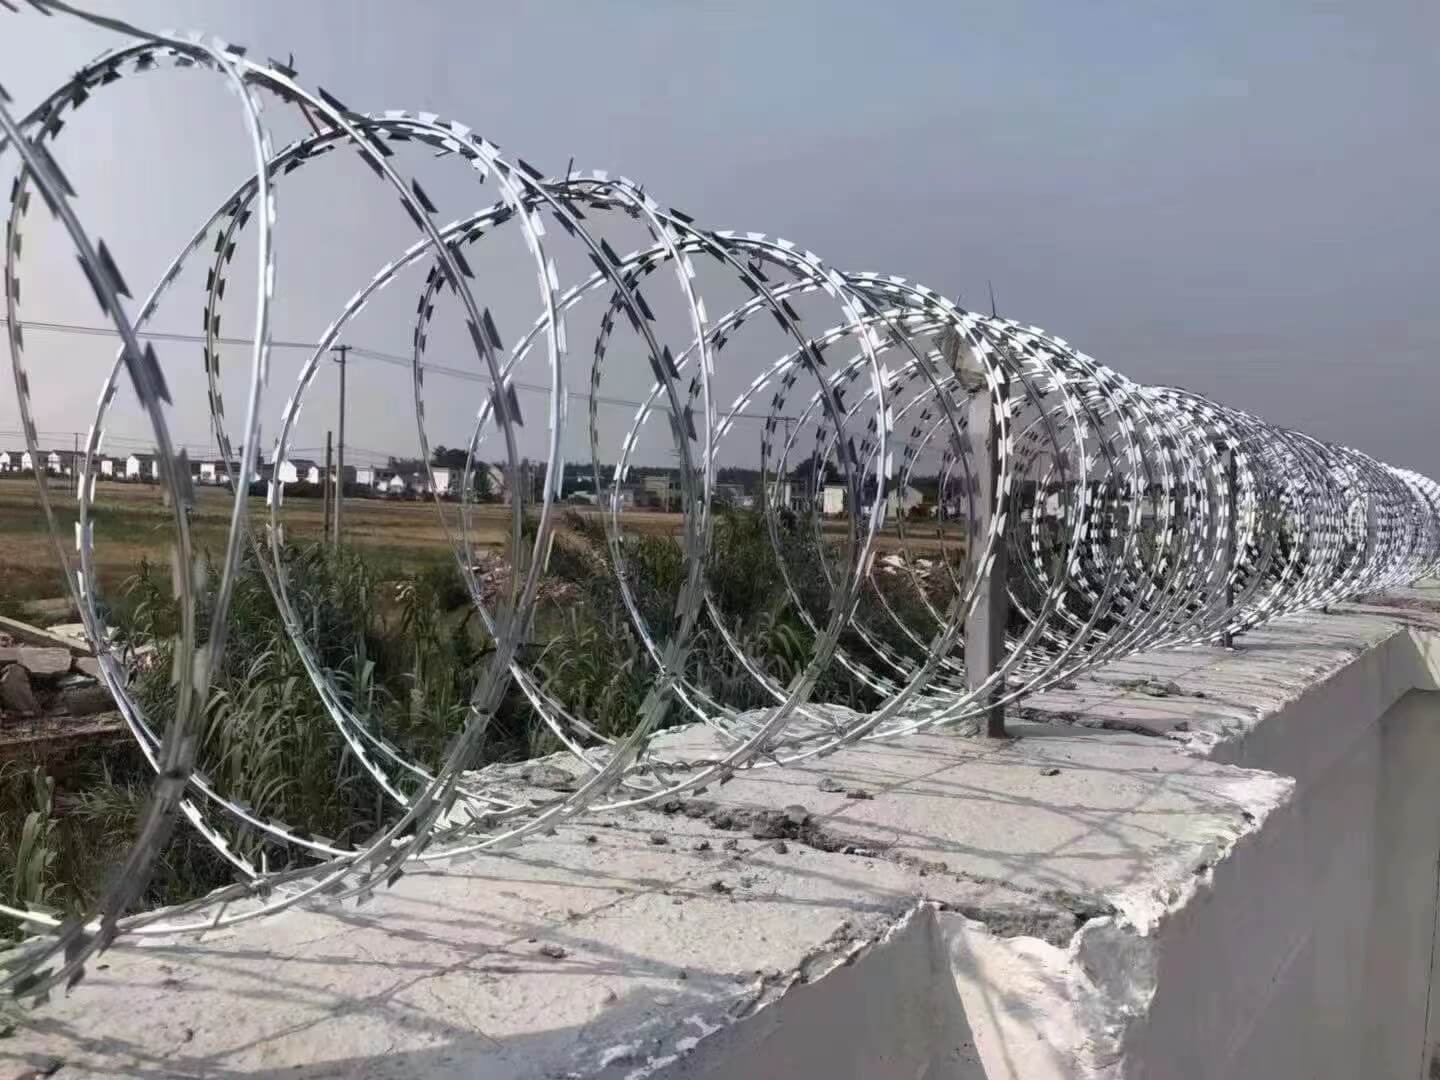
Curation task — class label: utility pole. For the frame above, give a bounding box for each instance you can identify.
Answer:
[332,344,349,547]
[72,431,78,495]
[323,430,333,544]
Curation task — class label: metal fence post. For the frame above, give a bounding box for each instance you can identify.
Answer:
[1221,446,1236,648]
[966,387,1008,737]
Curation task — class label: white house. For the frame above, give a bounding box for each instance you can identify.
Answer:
[125,453,158,481]
[764,480,795,510]
[353,466,376,488]
[303,464,322,485]
[382,472,417,495]
[99,457,116,478]
[821,484,846,516]
[886,484,925,518]
[45,450,65,475]
[430,467,452,496]
[0,450,12,472]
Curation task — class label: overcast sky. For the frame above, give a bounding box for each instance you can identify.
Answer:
[1,0,1437,475]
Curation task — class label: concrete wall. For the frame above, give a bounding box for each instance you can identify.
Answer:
[677,907,986,1079]
[7,602,1440,1079]
[679,674,1440,1080]
[672,621,1440,1079]
[1127,687,1440,1079]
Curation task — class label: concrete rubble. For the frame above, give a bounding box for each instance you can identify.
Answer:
[14,647,71,681]
[2,591,1439,1077]
[0,663,38,718]
[0,617,117,735]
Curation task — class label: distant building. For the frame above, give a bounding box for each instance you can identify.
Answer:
[609,483,644,509]
[98,456,117,478]
[763,480,795,510]
[199,460,242,484]
[0,450,15,472]
[125,453,158,481]
[259,458,314,485]
[382,472,418,495]
[886,484,925,518]
[642,474,678,510]
[715,483,748,508]
[821,484,845,516]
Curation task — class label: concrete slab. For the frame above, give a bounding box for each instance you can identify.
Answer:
[0,615,92,658]
[14,647,71,681]
[2,600,1438,1078]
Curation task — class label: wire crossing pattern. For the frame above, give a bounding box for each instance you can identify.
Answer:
[3,3,1439,998]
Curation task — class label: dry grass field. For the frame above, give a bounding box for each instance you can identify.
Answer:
[0,479,462,605]
[0,476,958,611]
[0,479,697,606]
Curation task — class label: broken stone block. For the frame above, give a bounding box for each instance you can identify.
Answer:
[46,622,98,653]
[18,646,71,680]
[74,656,102,679]
[0,664,38,717]
[0,645,19,666]
[63,684,115,717]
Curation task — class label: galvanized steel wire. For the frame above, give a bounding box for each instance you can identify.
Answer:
[3,2,1438,997]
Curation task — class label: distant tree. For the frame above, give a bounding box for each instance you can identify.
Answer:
[473,463,495,502]
[431,445,469,470]
[788,454,839,488]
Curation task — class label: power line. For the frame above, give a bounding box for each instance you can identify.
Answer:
[0,317,798,421]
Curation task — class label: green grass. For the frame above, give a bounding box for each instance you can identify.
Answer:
[1,509,911,932]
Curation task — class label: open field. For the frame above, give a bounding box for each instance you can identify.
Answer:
[0,476,961,609]
[0,478,484,605]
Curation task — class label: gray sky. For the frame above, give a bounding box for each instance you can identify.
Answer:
[2,0,1437,474]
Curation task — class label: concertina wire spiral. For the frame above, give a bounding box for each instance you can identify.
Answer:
[2,2,1437,997]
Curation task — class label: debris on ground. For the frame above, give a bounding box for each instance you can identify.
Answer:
[1116,676,1185,698]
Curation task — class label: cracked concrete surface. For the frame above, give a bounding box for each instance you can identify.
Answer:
[4,594,1440,1078]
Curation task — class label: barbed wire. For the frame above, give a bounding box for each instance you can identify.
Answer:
[3,1,1437,999]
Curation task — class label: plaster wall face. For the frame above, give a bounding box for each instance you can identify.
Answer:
[1126,688,1440,1079]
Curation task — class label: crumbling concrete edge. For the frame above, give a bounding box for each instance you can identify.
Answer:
[653,619,1435,1079]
